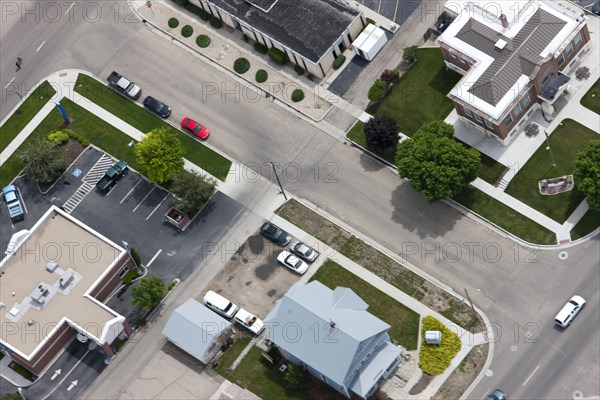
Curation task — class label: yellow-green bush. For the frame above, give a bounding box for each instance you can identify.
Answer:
[418,316,461,375]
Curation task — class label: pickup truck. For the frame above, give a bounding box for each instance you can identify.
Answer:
[2,185,25,222]
[96,160,128,193]
[107,71,142,100]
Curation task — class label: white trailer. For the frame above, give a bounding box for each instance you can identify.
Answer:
[353,24,388,61]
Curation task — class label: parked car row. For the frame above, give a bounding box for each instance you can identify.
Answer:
[203,290,264,335]
[261,221,319,275]
[106,71,210,140]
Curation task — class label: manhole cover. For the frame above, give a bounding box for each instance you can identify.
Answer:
[485,369,494,377]
[558,251,568,260]
[511,345,518,352]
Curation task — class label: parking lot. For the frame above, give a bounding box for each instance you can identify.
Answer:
[202,230,314,332]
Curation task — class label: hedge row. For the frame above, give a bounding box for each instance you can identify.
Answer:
[268,47,287,65]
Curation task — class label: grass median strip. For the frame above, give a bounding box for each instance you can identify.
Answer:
[1,81,56,153]
[310,260,419,350]
[73,74,231,180]
[276,199,482,331]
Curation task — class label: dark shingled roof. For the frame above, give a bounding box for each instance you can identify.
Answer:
[456,8,566,106]
[207,0,360,63]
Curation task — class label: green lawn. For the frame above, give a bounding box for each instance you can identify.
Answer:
[347,121,506,185]
[453,186,556,245]
[581,78,600,115]
[215,337,251,372]
[310,260,420,350]
[73,74,231,180]
[571,208,600,241]
[368,48,461,136]
[505,119,598,223]
[1,81,56,153]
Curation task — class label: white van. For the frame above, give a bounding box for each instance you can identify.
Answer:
[554,295,586,328]
[203,290,238,319]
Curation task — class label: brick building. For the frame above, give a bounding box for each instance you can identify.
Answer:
[438,0,591,145]
[0,206,134,377]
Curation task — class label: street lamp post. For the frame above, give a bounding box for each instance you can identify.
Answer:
[121,241,139,269]
[17,387,26,400]
[544,130,557,167]
[269,162,288,200]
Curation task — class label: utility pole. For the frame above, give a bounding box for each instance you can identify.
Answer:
[269,162,288,200]
[544,130,557,167]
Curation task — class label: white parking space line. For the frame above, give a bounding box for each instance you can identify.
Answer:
[377,0,382,13]
[17,186,28,214]
[147,249,162,267]
[64,2,75,15]
[147,194,169,220]
[393,0,400,22]
[36,41,46,52]
[120,179,142,204]
[133,187,155,212]
[522,364,540,387]
[3,203,15,229]
[5,77,15,88]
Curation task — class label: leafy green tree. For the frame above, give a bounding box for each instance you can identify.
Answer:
[131,275,166,312]
[284,363,307,392]
[364,116,399,153]
[396,121,480,203]
[368,79,386,102]
[171,169,216,214]
[573,140,600,210]
[403,45,418,63]
[19,137,66,184]
[1,393,24,400]
[135,128,184,184]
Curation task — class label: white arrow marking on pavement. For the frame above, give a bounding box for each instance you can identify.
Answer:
[50,369,61,380]
[67,380,78,391]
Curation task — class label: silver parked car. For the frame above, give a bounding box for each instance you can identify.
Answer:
[289,241,318,262]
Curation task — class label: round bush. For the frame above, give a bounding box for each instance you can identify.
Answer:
[234,58,250,74]
[291,89,305,102]
[168,18,179,28]
[255,69,268,83]
[210,17,223,29]
[196,34,211,48]
[47,131,70,145]
[181,25,193,37]
[294,65,305,75]
[333,54,346,70]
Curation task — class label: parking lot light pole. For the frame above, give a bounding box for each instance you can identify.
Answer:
[544,130,557,167]
[121,241,139,269]
[269,162,288,200]
[17,387,26,400]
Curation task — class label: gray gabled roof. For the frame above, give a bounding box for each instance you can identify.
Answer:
[207,0,360,63]
[265,281,390,386]
[162,299,231,364]
[456,8,566,106]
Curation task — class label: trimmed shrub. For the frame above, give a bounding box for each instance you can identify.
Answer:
[130,247,142,268]
[368,78,386,102]
[81,139,90,147]
[9,362,32,380]
[255,69,268,83]
[366,17,375,26]
[210,16,223,28]
[184,1,207,19]
[268,47,287,65]
[47,131,70,145]
[307,73,314,80]
[294,65,305,75]
[403,45,419,63]
[196,34,211,48]
[418,316,462,375]
[200,11,210,21]
[234,58,250,74]
[168,18,179,29]
[254,42,268,54]
[291,89,304,102]
[168,280,177,291]
[181,25,193,38]
[333,54,346,70]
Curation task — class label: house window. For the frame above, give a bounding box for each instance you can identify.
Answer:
[449,52,458,59]
[463,108,473,118]
[485,119,494,129]
[514,103,522,117]
[474,114,483,124]
[557,54,564,65]
[504,113,514,127]
[574,32,582,47]
[565,43,573,56]
[523,93,531,107]
[118,265,128,277]
[458,57,466,64]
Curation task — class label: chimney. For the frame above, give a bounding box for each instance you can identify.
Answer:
[499,14,509,29]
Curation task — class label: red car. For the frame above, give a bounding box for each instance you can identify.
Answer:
[181,117,210,140]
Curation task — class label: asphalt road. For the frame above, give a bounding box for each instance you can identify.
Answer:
[1,2,599,399]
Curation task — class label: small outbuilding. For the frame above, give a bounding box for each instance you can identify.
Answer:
[353,24,388,61]
[162,299,232,364]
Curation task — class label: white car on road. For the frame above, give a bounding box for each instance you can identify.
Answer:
[277,251,309,275]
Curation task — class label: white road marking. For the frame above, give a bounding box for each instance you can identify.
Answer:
[120,179,142,204]
[41,350,89,400]
[133,187,155,212]
[65,2,75,15]
[36,41,46,52]
[146,194,169,220]
[147,249,162,267]
[522,364,541,387]
[17,186,28,214]
[4,77,15,88]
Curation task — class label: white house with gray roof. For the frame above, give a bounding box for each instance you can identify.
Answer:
[264,281,403,399]
[438,0,591,145]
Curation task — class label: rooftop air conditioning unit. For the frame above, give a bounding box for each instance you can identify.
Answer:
[46,261,59,273]
[495,39,507,50]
